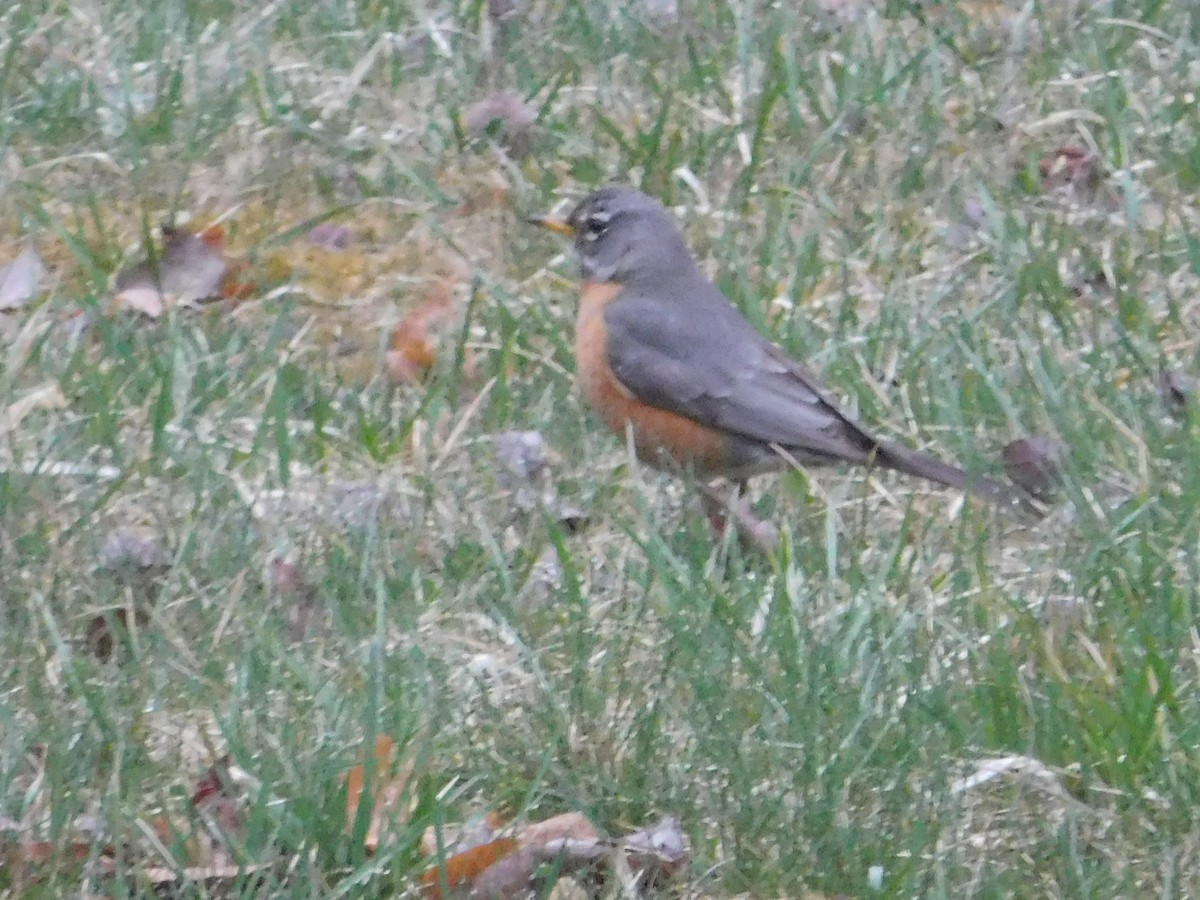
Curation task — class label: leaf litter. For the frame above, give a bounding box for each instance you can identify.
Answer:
[0,245,47,311]
[111,225,246,317]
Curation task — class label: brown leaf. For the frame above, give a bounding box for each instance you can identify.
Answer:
[0,838,116,891]
[462,92,537,158]
[1038,146,1100,194]
[457,845,542,898]
[418,814,688,898]
[138,862,264,888]
[420,811,504,858]
[385,282,475,383]
[517,812,599,848]
[420,837,520,898]
[112,225,237,317]
[268,558,321,643]
[191,755,236,808]
[343,735,416,854]
[1001,436,1067,502]
[86,606,151,663]
[185,755,248,873]
[0,246,47,311]
[1158,368,1195,414]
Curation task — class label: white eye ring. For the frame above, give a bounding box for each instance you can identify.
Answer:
[582,210,610,240]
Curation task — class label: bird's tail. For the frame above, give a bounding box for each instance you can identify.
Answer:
[876,441,1044,519]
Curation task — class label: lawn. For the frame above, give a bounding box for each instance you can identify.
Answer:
[1,0,1199,895]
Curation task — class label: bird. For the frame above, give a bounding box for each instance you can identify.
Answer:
[528,185,1034,529]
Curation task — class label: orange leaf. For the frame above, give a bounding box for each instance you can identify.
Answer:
[419,810,505,858]
[343,735,415,854]
[199,223,227,249]
[420,837,520,898]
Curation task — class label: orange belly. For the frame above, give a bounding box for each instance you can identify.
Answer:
[575,281,732,474]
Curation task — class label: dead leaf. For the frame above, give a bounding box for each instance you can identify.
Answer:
[112,225,246,317]
[454,845,542,898]
[307,222,355,249]
[462,92,537,158]
[98,527,170,583]
[621,815,689,879]
[488,0,519,20]
[1038,145,1101,194]
[184,754,249,875]
[344,735,416,854]
[421,837,520,898]
[420,811,504,858]
[268,558,322,643]
[1001,436,1067,502]
[86,606,151,663]
[494,430,553,484]
[137,862,265,889]
[385,281,475,383]
[0,382,66,433]
[1159,367,1195,414]
[418,814,687,898]
[0,246,47,311]
[517,812,599,848]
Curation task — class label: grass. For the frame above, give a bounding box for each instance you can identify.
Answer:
[2,0,1200,895]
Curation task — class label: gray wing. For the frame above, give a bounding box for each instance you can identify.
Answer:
[602,285,881,464]
[602,283,1037,508]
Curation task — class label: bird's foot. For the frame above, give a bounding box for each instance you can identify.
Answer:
[699,482,779,554]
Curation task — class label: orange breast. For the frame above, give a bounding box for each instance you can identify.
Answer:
[575,281,732,474]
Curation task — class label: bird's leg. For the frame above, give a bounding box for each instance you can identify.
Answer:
[700,480,779,554]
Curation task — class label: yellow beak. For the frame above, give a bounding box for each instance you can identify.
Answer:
[527,215,575,237]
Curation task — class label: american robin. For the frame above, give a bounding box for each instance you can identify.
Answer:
[529,185,1032,514]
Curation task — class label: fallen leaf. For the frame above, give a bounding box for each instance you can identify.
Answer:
[191,755,236,807]
[0,246,47,310]
[419,814,687,898]
[420,811,504,858]
[488,0,519,20]
[494,430,553,484]
[462,92,537,158]
[0,382,66,433]
[455,845,543,898]
[112,225,244,317]
[621,815,689,879]
[344,735,416,854]
[188,755,248,872]
[421,837,520,898]
[137,862,266,889]
[86,606,151,663]
[307,222,355,249]
[518,812,600,848]
[1001,436,1067,502]
[386,281,475,383]
[268,558,322,643]
[98,527,170,583]
[1158,367,1195,414]
[1038,145,1101,194]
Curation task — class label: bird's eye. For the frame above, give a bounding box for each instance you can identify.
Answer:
[582,210,610,240]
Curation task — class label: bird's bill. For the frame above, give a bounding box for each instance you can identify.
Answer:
[527,215,575,237]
